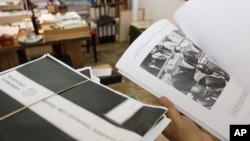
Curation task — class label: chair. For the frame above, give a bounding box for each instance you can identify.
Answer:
[86,29,98,62]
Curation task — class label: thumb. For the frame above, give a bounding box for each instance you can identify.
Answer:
[159,96,182,121]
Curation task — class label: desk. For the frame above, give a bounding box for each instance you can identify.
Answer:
[0,24,91,71]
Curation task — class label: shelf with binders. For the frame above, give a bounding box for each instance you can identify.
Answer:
[60,0,91,20]
[89,0,127,7]
[90,1,125,19]
[89,0,126,43]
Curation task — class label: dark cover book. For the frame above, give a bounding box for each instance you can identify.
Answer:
[98,70,122,85]
[0,54,167,141]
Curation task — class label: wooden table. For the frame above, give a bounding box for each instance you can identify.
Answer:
[0,24,91,71]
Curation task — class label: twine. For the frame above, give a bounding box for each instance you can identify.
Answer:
[0,79,90,121]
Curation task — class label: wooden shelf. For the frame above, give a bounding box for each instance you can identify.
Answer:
[91,2,124,7]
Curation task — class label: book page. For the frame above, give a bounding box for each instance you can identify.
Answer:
[174,0,250,92]
[116,19,250,141]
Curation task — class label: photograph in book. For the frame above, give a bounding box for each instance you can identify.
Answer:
[140,29,230,110]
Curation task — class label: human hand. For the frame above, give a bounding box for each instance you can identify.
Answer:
[159,96,213,141]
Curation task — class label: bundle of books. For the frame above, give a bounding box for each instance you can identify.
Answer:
[0,54,170,141]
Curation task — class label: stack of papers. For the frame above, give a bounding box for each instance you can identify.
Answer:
[57,19,86,29]
[0,25,19,36]
[39,11,81,24]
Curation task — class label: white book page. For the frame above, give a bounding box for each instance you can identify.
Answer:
[174,0,250,91]
[116,19,250,141]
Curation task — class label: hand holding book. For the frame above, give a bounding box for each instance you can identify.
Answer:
[160,96,215,141]
[116,18,250,141]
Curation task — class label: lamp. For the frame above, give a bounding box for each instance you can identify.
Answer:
[18,0,43,44]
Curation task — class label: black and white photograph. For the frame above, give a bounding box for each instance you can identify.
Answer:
[140,30,230,110]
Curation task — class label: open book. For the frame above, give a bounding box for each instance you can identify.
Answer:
[116,19,250,141]
[0,54,170,141]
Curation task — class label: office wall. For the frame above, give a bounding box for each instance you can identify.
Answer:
[138,0,186,26]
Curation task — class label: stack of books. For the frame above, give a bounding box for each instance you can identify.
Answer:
[0,54,170,141]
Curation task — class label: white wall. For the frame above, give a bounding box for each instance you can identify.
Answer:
[138,0,186,26]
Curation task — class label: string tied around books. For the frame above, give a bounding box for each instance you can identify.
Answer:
[0,79,90,121]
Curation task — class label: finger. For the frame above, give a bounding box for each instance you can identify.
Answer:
[159,96,182,121]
